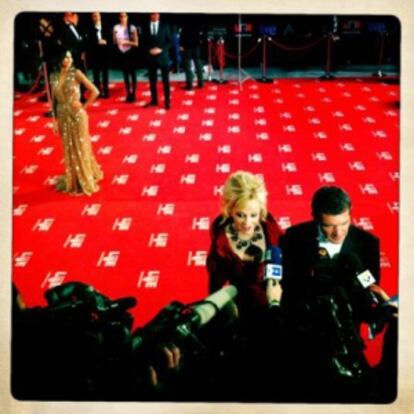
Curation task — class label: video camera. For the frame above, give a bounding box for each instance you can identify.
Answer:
[299,253,373,384]
[299,251,396,387]
[12,282,237,400]
[12,282,138,399]
[131,285,238,371]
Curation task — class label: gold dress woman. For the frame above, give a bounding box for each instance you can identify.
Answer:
[50,50,103,196]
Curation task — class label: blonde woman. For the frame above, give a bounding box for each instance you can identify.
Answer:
[205,171,285,400]
[207,171,283,323]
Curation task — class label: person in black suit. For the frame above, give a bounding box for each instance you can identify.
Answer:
[58,12,86,71]
[38,16,60,76]
[86,12,111,98]
[281,186,380,311]
[179,19,204,91]
[279,186,393,402]
[143,13,172,109]
[58,12,87,101]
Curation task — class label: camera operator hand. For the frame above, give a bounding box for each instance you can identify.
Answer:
[266,279,282,307]
[369,284,398,316]
[148,344,181,387]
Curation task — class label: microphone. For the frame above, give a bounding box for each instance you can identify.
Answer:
[337,252,378,305]
[356,270,378,304]
[131,285,238,353]
[191,285,238,327]
[263,246,283,284]
[263,246,283,307]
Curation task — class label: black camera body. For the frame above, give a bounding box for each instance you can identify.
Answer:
[299,255,372,384]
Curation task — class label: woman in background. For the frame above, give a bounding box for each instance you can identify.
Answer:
[113,12,138,102]
[50,49,103,196]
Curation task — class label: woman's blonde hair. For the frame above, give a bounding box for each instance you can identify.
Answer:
[221,171,268,220]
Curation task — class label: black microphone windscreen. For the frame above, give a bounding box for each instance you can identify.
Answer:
[337,252,364,274]
[270,246,282,265]
[337,253,377,291]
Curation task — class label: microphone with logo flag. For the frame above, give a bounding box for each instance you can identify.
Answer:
[336,252,379,307]
[264,246,283,282]
[336,252,396,337]
[263,246,283,306]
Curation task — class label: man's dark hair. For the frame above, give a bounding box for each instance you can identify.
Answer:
[311,186,352,221]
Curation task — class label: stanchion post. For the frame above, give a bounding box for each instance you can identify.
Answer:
[219,39,224,81]
[258,35,272,83]
[213,37,228,84]
[207,38,213,82]
[373,31,387,78]
[38,40,54,117]
[320,33,335,80]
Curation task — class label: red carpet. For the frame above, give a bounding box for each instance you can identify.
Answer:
[13,78,399,365]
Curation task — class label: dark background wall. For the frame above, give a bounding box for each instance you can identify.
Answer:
[14,12,400,82]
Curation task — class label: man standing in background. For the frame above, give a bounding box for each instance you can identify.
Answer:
[86,12,111,99]
[143,12,172,109]
[180,17,204,91]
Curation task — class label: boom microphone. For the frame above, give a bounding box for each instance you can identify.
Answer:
[131,285,238,352]
[192,285,238,326]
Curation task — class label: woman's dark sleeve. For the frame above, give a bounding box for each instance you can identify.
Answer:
[206,217,230,293]
[206,247,229,293]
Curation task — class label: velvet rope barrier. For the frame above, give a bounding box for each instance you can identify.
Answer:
[208,39,228,83]
[223,40,260,60]
[216,39,227,83]
[207,33,327,82]
[209,41,225,68]
[20,67,43,95]
[268,35,325,52]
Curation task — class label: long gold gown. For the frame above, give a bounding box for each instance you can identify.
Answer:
[50,67,103,196]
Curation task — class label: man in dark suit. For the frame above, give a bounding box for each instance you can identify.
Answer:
[180,18,205,90]
[281,186,380,311]
[58,12,87,101]
[279,186,385,402]
[86,12,111,98]
[143,13,172,109]
[58,12,86,70]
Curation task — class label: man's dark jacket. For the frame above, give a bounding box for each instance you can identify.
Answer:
[280,220,380,319]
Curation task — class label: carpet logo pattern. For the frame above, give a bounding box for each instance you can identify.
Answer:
[13,78,399,364]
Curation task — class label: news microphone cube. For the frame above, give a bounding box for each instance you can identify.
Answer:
[357,270,376,288]
[265,264,282,280]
